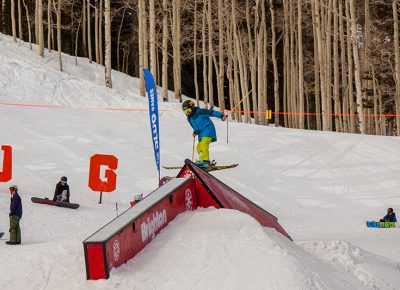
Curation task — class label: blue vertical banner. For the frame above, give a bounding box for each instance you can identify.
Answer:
[143,69,160,180]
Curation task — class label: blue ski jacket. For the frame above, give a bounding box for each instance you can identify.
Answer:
[187,107,224,142]
[382,213,397,222]
[10,192,22,219]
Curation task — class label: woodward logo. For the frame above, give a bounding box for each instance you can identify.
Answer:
[113,239,120,261]
[183,170,195,179]
[141,209,167,242]
[185,188,193,211]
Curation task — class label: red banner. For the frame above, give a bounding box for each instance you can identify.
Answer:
[88,154,118,192]
[0,145,12,182]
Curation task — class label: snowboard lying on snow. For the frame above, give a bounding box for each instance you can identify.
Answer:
[31,197,80,209]
[366,221,398,228]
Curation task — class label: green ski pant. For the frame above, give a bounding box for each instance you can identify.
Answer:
[9,216,21,243]
[196,137,212,162]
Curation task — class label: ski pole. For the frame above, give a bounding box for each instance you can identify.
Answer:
[227,115,229,144]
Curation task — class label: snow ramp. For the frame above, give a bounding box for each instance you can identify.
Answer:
[177,159,291,241]
[83,160,290,280]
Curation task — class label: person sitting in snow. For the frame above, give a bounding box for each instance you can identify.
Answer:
[182,100,227,167]
[53,176,70,203]
[130,194,143,206]
[380,208,397,222]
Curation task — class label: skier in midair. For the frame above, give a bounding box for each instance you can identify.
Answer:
[182,100,227,166]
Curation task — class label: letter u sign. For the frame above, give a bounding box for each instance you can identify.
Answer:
[0,145,12,182]
[88,154,118,192]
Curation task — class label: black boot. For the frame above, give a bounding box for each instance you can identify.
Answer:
[6,241,18,245]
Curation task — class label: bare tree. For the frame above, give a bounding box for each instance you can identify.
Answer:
[104,0,112,88]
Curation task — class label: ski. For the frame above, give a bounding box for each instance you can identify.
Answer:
[162,163,238,172]
[202,164,239,172]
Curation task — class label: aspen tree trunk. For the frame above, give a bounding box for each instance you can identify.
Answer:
[17,0,21,39]
[177,0,182,101]
[257,0,265,126]
[149,0,156,83]
[232,0,241,122]
[38,0,44,56]
[11,0,16,41]
[54,0,62,71]
[349,0,365,133]
[172,0,181,101]
[207,0,214,108]
[227,18,235,118]
[217,0,225,111]
[373,68,384,135]
[262,2,268,126]
[364,0,373,134]
[393,0,400,135]
[144,2,149,71]
[202,0,208,108]
[339,0,348,132]
[298,0,304,129]
[193,0,199,105]
[372,67,380,134]
[283,0,290,127]
[22,0,32,49]
[117,6,126,71]
[345,0,355,132]
[271,2,279,127]
[138,0,145,96]
[87,0,92,63]
[314,0,328,130]
[47,0,51,51]
[1,0,6,33]
[326,0,333,130]
[95,1,99,63]
[311,0,321,130]
[35,0,38,42]
[82,0,86,56]
[333,0,343,132]
[104,0,112,88]
[99,0,103,65]
[74,16,81,65]
[162,0,169,102]
[289,0,296,128]
[238,34,250,123]
[247,0,257,124]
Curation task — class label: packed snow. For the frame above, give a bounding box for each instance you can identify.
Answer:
[0,33,399,289]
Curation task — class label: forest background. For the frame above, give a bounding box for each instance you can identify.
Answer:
[1,0,399,136]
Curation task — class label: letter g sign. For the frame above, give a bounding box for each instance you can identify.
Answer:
[88,154,118,192]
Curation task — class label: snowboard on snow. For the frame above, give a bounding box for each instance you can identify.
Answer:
[31,197,80,209]
[162,163,238,172]
[366,221,398,228]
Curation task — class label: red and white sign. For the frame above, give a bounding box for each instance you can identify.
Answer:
[0,145,12,182]
[88,154,118,192]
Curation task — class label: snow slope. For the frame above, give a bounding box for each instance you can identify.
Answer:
[1,33,400,289]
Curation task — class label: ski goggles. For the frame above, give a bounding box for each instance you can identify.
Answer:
[183,108,192,115]
[9,187,16,192]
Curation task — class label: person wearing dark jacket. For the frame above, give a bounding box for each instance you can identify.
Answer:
[53,176,70,203]
[6,185,22,245]
[380,208,397,222]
